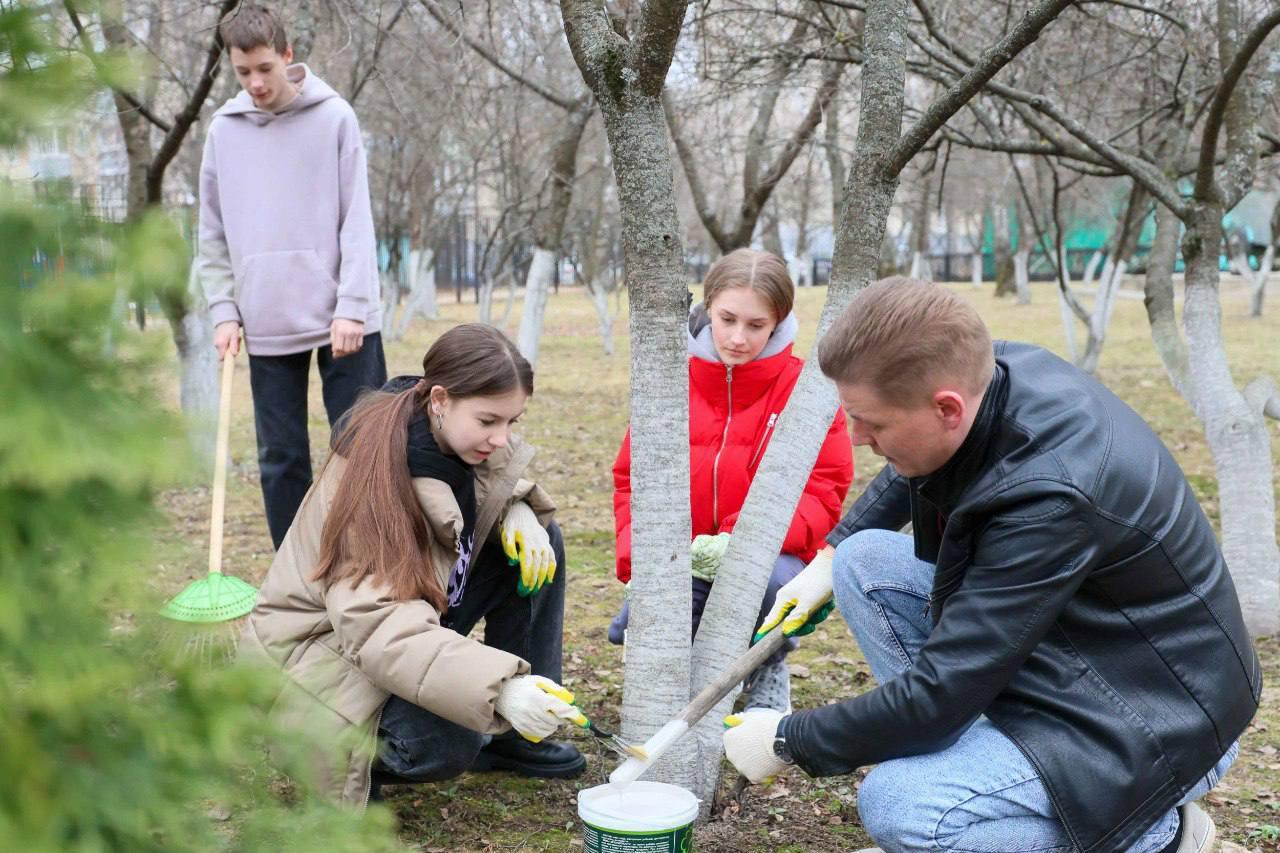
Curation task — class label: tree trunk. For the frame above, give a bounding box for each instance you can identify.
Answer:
[517,103,592,365]
[688,0,909,803]
[517,248,557,360]
[993,203,1016,296]
[1013,248,1031,304]
[1143,203,1192,399]
[1182,203,1280,636]
[586,280,615,355]
[176,260,218,465]
[1247,244,1273,318]
[396,248,439,336]
[971,250,983,287]
[561,0,695,787]
[1079,259,1126,374]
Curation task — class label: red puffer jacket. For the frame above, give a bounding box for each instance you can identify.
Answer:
[612,310,853,582]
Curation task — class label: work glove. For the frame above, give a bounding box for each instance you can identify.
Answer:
[754,547,835,642]
[690,532,731,583]
[501,501,555,596]
[723,709,789,784]
[495,674,588,742]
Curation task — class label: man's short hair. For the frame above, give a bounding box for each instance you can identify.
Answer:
[818,276,995,406]
[219,4,288,54]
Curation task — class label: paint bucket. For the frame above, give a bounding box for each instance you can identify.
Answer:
[578,780,699,852]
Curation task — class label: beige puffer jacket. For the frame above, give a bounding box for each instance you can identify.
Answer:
[237,435,555,808]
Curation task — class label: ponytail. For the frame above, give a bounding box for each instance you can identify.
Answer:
[312,385,448,612]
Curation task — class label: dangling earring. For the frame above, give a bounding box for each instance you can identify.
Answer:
[433,408,444,432]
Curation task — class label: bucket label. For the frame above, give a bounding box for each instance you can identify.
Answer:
[583,822,692,853]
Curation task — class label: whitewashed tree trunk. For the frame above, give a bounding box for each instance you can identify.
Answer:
[1056,248,1078,362]
[516,102,592,366]
[396,248,439,337]
[1245,245,1273,318]
[909,250,933,281]
[586,279,615,355]
[178,259,218,466]
[1013,248,1031,304]
[380,270,400,338]
[971,251,983,287]
[1079,260,1126,373]
[1183,204,1280,636]
[1143,203,1193,400]
[516,247,557,363]
[498,266,520,329]
[1083,249,1104,288]
[477,274,497,325]
[687,0,1077,804]
[561,0,695,789]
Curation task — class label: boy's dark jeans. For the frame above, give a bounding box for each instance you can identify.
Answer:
[376,522,568,782]
[248,333,387,548]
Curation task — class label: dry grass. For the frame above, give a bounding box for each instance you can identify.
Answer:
[148,276,1280,851]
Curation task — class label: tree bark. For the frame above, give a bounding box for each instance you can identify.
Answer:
[1143,204,1192,400]
[517,101,593,365]
[1182,202,1280,636]
[688,0,910,802]
[561,0,695,785]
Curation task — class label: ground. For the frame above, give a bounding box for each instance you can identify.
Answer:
[148,278,1280,851]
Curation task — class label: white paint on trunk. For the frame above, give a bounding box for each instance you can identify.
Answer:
[396,249,438,337]
[1183,209,1280,637]
[971,251,983,287]
[1083,249,1104,287]
[180,260,218,465]
[1056,249,1078,363]
[909,250,933,281]
[1014,249,1031,304]
[516,247,557,365]
[587,281,615,355]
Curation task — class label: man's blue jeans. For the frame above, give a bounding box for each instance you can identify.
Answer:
[832,529,1237,853]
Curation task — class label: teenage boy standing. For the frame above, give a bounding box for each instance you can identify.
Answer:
[198,4,386,548]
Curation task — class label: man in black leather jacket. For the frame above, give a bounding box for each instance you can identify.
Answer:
[723,278,1261,853]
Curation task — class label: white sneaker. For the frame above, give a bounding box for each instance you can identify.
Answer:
[742,659,792,714]
[1176,801,1216,852]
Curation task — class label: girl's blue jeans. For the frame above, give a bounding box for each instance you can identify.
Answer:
[832,528,1237,853]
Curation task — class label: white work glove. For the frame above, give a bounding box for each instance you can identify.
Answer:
[501,501,555,596]
[723,709,790,784]
[495,674,587,742]
[690,532,731,582]
[755,547,835,642]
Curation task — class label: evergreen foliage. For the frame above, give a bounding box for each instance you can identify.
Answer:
[0,10,399,850]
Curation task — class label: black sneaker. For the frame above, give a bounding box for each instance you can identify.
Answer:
[470,736,587,779]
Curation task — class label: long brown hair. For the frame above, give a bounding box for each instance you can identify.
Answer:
[311,324,534,610]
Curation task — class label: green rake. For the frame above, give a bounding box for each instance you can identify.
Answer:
[161,351,257,661]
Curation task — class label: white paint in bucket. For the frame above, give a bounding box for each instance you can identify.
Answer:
[578,780,699,852]
[608,719,689,788]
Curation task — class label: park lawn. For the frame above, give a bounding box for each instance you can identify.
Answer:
[149,277,1280,851]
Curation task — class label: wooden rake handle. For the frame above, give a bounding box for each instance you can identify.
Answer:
[679,628,789,727]
[208,352,235,577]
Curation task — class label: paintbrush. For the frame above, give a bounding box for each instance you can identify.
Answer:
[584,719,649,760]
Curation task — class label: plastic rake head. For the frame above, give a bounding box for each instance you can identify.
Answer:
[160,572,258,624]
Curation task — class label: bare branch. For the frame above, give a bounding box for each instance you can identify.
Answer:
[631,0,693,97]
[148,0,240,203]
[420,0,578,109]
[1194,6,1280,202]
[63,0,173,133]
[349,0,407,105]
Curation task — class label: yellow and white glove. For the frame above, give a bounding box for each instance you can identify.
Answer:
[723,709,789,784]
[501,501,555,597]
[754,547,835,642]
[495,675,588,742]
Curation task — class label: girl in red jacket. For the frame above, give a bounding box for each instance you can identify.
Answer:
[608,248,853,712]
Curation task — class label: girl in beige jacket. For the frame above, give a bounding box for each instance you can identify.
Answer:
[240,323,585,807]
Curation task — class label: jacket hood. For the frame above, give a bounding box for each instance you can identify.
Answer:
[213,64,338,125]
[688,301,799,363]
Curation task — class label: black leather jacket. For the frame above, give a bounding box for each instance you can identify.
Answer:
[786,342,1261,852]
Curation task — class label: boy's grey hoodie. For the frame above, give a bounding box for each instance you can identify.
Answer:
[198,64,380,356]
